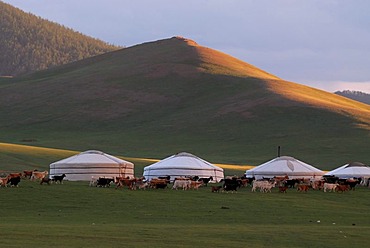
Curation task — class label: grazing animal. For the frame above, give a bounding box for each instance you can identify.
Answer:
[23,170,37,179]
[335,184,349,193]
[149,179,168,189]
[190,181,203,190]
[323,183,338,192]
[89,177,98,187]
[223,177,241,192]
[172,179,190,190]
[0,176,10,187]
[198,176,213,187]
[30,171,48,181]
[115,177,137,190]
[211,186,222,193]
[96,177,114,187]
[252,180,276,193]
[52,174,66,184]
[40,177,51,185]
[297,184,310,192]
[8,176,21,187]
[278,186,288,193]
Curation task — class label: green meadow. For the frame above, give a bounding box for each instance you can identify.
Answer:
[0,180,369,247]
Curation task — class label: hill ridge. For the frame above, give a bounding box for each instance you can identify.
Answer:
[0,37,369,167]
[0,1,120,76]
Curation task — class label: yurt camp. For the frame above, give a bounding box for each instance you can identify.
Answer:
[143,152,224,182]
[325,162,370,179]
[245,156,324,179]
[49,150,134,181]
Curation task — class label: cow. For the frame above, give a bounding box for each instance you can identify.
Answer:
[52,174,66,184]
[323,183,338,192]
[30,171,48,181]
[198,176,213,187]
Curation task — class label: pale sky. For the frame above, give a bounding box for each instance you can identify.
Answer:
[3,0,370,93]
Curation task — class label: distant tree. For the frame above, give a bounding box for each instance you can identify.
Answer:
[0,2,121,76]
[335,90,370,105]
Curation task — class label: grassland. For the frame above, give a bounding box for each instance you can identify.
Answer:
[0,179,369,247]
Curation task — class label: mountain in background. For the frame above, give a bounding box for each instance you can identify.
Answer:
[0,37,369,169]
[0,1,120,76]
[335,90,370,105]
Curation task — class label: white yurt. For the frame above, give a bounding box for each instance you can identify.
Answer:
[143,152,224,182]
[325,162,370,179]
[49,150,134,181]
[246,156,324,180]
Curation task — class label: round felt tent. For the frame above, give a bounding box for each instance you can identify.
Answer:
[49,150,134,181]
[325,162,370,179]
[246,156,324,180]
[143,152,224,182]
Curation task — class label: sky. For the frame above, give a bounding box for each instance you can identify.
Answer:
[3,0,370,93]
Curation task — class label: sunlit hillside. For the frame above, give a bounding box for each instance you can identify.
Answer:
[0,37,368,169]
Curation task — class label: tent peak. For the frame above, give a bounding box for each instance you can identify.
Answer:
[81,150,104,155]
[274,156,295,161]
[347,162,367,168]
[174,152,198,158]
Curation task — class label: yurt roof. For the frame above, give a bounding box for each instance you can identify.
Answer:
[144,152,223,171]
[50,150,133,166]
[246,156,324,176]
[325,162,370,177]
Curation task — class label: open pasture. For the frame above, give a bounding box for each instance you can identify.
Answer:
[0,179,369,247]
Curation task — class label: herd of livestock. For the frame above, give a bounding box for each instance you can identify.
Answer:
[1,169,369,194]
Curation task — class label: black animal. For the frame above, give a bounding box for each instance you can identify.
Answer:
[7,176,21,187]
[96,177,114,187]
[222,178,242,192]
[52,174,66,184]
[198,176,213,187]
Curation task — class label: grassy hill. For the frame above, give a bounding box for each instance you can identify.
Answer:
[0,1,120,76]
[0,37,369,170]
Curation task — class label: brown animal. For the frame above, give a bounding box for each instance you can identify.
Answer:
[8,173,22,179]
[297,184,310,192]
[190,181,203,190]
[211,186,222,192]
[115,177,137,190]
[0,176,10,187]
[149,179,168,189]
[23,170,37,179]
[278,186,288,193]
[30,171,48,181]
[335,184,349,193]
[40,177,51,185]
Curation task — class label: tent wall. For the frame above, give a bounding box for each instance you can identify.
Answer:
[50,163,134,181]
[143,167,224,182]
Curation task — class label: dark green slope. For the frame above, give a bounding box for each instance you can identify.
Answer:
[0,1,119,76]
[0,37,369,169]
